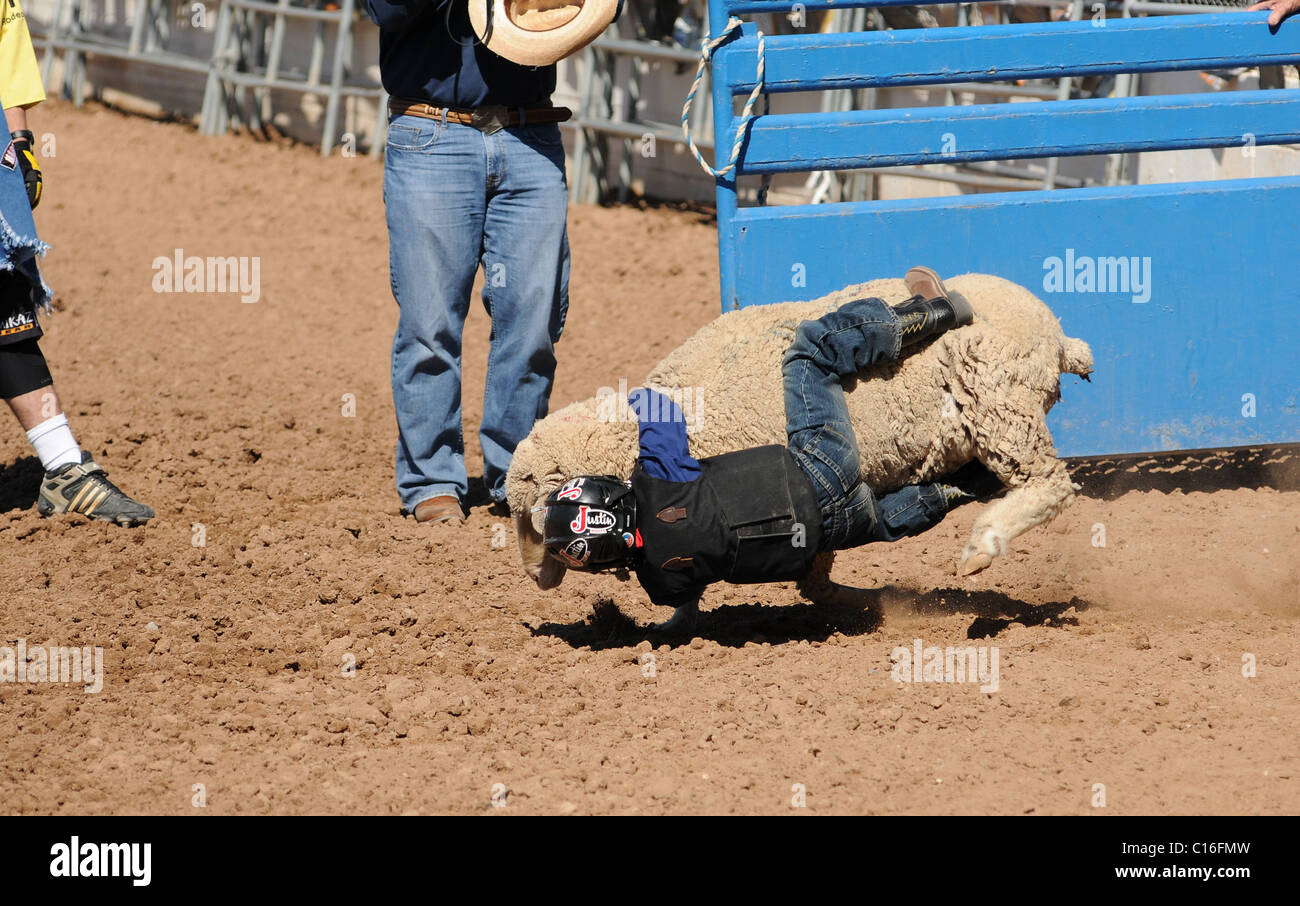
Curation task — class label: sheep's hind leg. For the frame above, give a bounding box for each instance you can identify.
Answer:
[798,552,877,608]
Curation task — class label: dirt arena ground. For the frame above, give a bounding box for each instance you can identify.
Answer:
[0,103,1296,815]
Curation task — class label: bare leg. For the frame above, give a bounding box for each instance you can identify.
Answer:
[5,385,61,431]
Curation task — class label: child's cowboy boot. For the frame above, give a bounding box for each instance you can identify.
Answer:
[893,266,974,348]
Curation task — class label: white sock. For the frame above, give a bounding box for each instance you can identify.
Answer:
[26,413,82,472]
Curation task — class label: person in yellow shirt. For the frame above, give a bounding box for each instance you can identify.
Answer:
[0,0,153,524]
[1,0,44,206]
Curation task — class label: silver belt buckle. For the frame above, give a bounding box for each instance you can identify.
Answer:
[470,106,508,135]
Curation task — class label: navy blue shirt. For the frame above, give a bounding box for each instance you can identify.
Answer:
[629,388,701,482]
[360,0,556,108]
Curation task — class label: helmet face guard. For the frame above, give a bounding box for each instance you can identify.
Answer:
[542,476,639,572]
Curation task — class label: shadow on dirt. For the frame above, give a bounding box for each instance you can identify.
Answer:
[900,587,1091,639]
[463,475,496,511]
[529,596,881,650]
[0,456,42,514]
[1068,443,1299,500]
[529,587,1092,649]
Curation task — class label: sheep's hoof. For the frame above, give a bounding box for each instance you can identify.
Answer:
[959,551,994,575]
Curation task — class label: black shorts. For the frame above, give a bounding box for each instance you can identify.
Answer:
[0,337,52,399]
[0,268,43,346]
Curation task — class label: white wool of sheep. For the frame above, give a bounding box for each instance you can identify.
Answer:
[507,273,1093,588]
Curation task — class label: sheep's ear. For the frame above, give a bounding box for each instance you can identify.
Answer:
[531,506,546,535]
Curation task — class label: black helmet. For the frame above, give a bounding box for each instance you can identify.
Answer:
[542,476,639,572]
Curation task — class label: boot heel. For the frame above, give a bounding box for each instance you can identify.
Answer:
[904,266,948,301]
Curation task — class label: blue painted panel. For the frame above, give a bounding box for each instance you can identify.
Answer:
[726,179,1300,457]
[724,0,966,12]
[739,89,1300,172]
[706,1,1300,455]
[726,14,1300,93]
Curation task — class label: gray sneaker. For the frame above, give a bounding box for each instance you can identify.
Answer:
[37,452,154,525]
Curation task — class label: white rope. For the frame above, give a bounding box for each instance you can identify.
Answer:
[680,15,767,180]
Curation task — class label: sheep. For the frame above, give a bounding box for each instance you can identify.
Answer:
[505,273,1094,604]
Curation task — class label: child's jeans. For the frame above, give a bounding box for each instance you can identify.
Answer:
[782,298,950,550]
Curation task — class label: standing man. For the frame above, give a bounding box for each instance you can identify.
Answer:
[360,0,619,525]
[0,0,153,523]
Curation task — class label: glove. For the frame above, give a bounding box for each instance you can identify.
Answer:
[11,130,42,209]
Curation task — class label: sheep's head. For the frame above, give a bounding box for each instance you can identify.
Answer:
[506,427,573,590]
[504,398,640,589]
[514,511,567,589]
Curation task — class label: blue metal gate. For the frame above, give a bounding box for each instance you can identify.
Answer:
[705,2,1300,456]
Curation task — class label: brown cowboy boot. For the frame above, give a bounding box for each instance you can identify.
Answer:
[893,266,974,348]
[413,494,465,525]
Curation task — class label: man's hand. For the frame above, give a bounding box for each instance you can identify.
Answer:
[1248,0,1300,27]
[10,130,42,209]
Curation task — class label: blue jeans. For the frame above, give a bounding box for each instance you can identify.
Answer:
[384,116,569,509]
[783,298,950,550]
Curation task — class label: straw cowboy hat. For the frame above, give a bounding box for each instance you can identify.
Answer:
[468,0,622,67]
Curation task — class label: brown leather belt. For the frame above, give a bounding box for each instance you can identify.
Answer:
[389,98,572,134]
